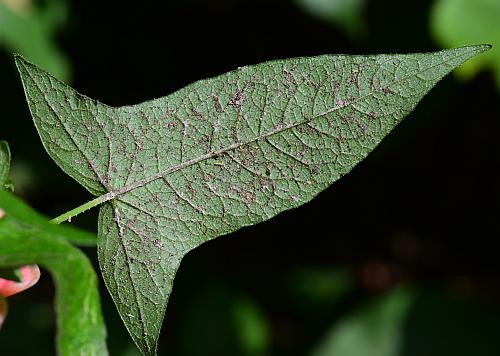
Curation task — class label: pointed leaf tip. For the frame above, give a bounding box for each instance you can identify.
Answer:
[16,54,109,196]
[13,54,29,72]
[445,44,492,64]
[470,44,492,51]
[467,44,492,55]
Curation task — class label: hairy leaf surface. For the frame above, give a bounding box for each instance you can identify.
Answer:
[15,45,489,355]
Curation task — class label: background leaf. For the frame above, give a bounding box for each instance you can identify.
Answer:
[294,0,366,38]
[311,287,415,356]
[431,0,500,88]
[0,0,70,81]
[16,45,489,355]
[288,267,354,309]
[0,190,107,355]
[0,140,10,188]
[311,287,500,356]
[3,193,97,246]
[1,140,96,246]
[174,283,271,356]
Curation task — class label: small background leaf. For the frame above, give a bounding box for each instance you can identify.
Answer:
[431,0,500,88]
[0,190,107,355]
[311,287,415,356]
[174,283,271,356]
[311,287,500,356]
[288,267,354,310]
[0,0,70,81]
[0,140,10,188]
[294,0,366,38]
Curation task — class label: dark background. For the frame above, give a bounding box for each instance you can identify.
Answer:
[1,0,500,355]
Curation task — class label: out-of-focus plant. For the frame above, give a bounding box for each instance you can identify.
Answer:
[431,0,500,88]
[0,141,107,354]
[311,287,415,356]
[294,0,366,38]
[288,267,354,310]
[311,287,500,356]
[0,0,70,81]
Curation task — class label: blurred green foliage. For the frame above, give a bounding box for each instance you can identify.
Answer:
[0,191,106,355]
[294,0,366,38]
[0,0,70,81]
[173,284,270,356]
[311,287,415,356]
[232,297,271,355]
[431,0,500,88]
[288,267,354,310]
[312,287,500,356]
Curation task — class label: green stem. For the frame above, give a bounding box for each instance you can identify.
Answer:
[50,192,115,224]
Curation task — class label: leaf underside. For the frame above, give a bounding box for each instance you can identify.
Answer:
[15,45,489,355]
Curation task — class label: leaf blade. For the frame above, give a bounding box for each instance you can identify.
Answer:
[16,45,490,355]
[15,54,110,196]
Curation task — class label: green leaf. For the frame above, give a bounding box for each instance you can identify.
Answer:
[15,45,489,355]
[431,0,500,88]
[231,297,270,354]
[0,140,10,189]
[3,189,97,246]
[1,140,95,246]
[311,287,415,356]
[0,141,96,246]
[0,191,107,355]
